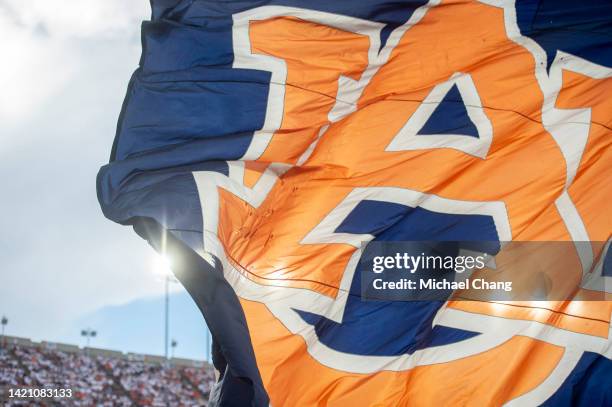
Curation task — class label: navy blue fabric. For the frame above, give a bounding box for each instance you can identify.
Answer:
[140,21,234,72]
[151,0,427,48]
[297,201,499,356]
[418,84,479,138]
[113,70,269,161]
[336,201,499,244]
[516,0,612,69]
[603,246,611,277]
[542,352,612,406]
[149,0,183,20]
[298,306,479,356]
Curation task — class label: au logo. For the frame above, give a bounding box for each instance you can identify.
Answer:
[192,0,611,400]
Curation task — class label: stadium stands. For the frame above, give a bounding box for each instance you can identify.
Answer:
[0,336,215,406]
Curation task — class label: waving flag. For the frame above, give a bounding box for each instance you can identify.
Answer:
[98,0,612,405]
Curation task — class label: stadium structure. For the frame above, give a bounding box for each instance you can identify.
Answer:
[0,335,215,406]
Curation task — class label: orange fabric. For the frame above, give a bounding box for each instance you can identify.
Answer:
[222,0,566,297]
[448,300,612,338]
[244,161,270,188]
[240,298,565,406]
[250,17,370,164]
[212,1,612,404]
[557,71,612,243]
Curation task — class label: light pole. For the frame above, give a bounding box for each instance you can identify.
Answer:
[171,339,177,359]
[154,252,177,359]
[1,316,7,348]
[205,329,210,363]
[165,274,170,359]
[163,275,179,359]
[81,328,97,348]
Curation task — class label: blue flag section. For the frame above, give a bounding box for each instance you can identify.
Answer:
[98,0,612,405]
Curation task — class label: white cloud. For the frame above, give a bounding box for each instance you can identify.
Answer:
[0,0,149,127]
[0,20,73,125]
[0,0,174,347]
[3,0,147,38]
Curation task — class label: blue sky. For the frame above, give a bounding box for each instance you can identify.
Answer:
[0,0,211,361]
[75,291,212,361]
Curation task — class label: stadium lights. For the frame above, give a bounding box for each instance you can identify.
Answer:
[81,328,97,348]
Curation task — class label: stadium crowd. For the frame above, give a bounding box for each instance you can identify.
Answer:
[0,339,215,406]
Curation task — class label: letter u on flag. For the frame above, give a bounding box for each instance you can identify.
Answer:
[98,0,612,405]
